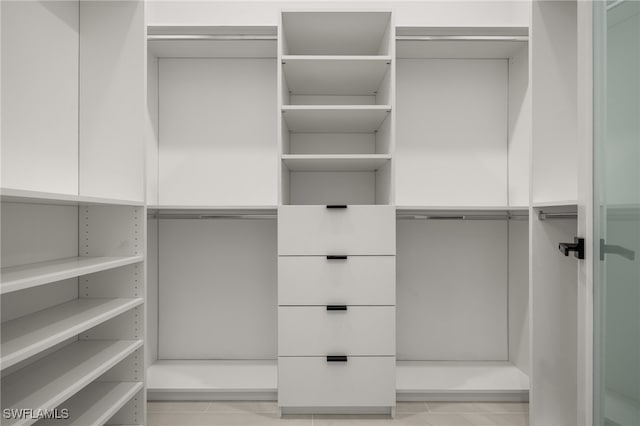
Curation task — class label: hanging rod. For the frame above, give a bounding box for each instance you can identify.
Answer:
[150,213,276,220]
[397,214,528,221]
[396,35,528,42]
[538,211,578,221]
[148,35,277,41]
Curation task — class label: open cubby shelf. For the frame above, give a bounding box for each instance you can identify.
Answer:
[37,381,143,426]
[282,106,391,133]
[1,298,143,369]
[1,256,144,295]
[2,340,142,426]
[282,154,391,172]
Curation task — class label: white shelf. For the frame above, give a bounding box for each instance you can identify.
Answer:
[1,256,144,294]
[282,11,392,55]
[147,360,528,401]
[282,154,391,172]
[396,26,528,59]
[148,26,277,59]
[0,188,144,206]
[282,56,391,96]
[38,381,143,426]
[397,361,529,398]
[1,298,143,370]
[397,205,530,212]
[397,40,527,59]
[2,340,142,426]
[532,200,578,208]
[282,105,391,133]
[148,360,277,397]
[149,205,276,212]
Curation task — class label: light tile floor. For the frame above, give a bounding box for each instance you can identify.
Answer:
[147,401,529,426]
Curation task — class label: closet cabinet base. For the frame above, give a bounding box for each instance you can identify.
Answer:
[396,361,530,402]
[278,356,396,409]
[280,406,395,417]
[147,360,277,401]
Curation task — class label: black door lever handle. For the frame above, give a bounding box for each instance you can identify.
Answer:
[559,237,585,259]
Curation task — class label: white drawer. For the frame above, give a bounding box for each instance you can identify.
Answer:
[278,256,395,305]
[278,205,396,255]
[278,356,395,407]
[278,306,395,356]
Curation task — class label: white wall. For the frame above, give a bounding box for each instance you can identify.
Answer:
[508,45,531,207]
[79,0,146,202]
[1,1,79,194]
[147,55,160,206]
[531,1,578,204]
[146,217,159,366]
[396,59,508,207]
[158,58,277,206]
[530,214,578,426]
[147,1,529,28]
[397,219,509,361]
[508,219,529,374]
[158,219,277,359]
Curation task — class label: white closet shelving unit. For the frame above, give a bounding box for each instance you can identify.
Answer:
[277,11,396,415]
[393,25,531,401]
[280,11,394,207]
[0,0,590,424]
[146,26,279,400]
[530,1,581,424]
[1,195,146,426]
[1,1,146,425]
[143,4,586,425]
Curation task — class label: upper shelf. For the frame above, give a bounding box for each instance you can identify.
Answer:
[148,26,277,58]
[396,206,530,221]
[532,200,578,208]
[396,26,528,59]
[282,154,391,172]
[282,56,391,96]
[282,105,391,133]
[0,188,144,207]
[282,11,392,55]
[1,256,144,294]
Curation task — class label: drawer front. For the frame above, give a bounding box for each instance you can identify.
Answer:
[278,306,395,356]
[278,205,396,255]
[278,356,395,407]
[278,256,395,305]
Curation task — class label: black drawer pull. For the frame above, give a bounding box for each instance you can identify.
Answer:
[326,205,347,209]
[326,255,348,260]
[326,305,347,311]
[326,355,348,362]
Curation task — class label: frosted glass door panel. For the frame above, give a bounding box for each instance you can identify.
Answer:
[594,2,640,425]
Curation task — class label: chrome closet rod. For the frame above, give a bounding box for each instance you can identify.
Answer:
[148,35,277,41]
[396,35,528,42]
[397,214,528,221]
[150,35,527,42]
[538,211,578,221]
[150,214,276,220]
